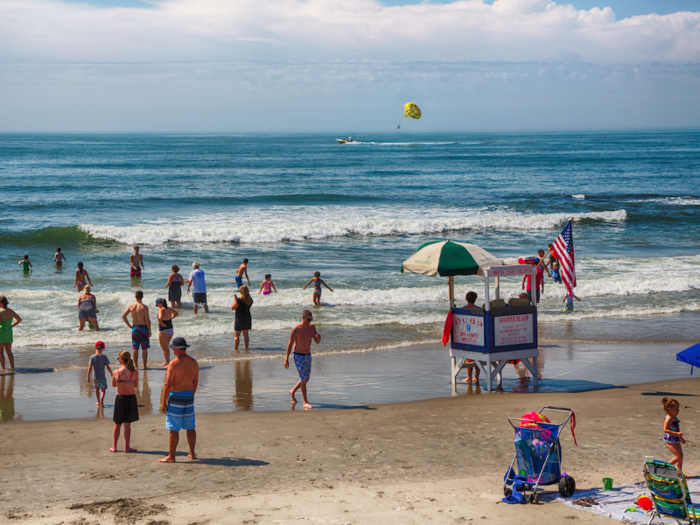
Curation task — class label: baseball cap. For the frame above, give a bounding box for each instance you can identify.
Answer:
[95,341,105,350]
[169,336,190,349]
[155,298,164,306]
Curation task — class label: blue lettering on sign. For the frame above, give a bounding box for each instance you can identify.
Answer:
[466,325,471,332]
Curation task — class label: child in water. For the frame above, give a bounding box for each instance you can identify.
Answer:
[661,397,685,469]
[258,274,278,296]
[551,262,562,283]
[562,290,581,312]
[303,271,333,306]
[110,350,139,453]
[18,255,32,272]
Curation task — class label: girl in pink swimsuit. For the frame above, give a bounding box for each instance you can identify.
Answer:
[110,350,139,453]
[258,274,277,296]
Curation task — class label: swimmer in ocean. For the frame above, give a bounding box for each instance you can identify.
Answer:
[303,271,333,306]
[18,255,32,273]
[130,246,144,278]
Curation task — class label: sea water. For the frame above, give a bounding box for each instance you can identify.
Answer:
[1,131,699,376]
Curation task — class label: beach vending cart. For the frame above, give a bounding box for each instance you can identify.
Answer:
[402,240,540,392]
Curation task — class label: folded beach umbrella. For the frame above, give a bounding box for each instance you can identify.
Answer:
[676,342,700,375]
[401,240,502,277]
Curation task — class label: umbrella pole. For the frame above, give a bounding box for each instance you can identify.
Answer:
[448,276,455,309]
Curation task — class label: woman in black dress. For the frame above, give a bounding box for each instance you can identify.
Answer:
[165,265,184,308]
[231,285,253,351]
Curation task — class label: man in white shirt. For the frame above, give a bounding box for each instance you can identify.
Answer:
[186,262,209,314]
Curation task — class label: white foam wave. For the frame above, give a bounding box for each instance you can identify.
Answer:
[539,302,700,322]
[78,206,627,246]
[571,194,586,200]
[634,197,700,206]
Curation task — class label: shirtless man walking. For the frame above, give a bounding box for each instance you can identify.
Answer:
[236,258,250,289]
[283,310,321,409]
[130,246,144,278]
[160,337,199,463]
[121,290,152,369]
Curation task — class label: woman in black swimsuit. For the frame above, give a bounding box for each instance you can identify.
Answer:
[231,285,253,351]
[166,265,184,308]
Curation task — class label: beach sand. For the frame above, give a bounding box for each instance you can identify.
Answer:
[3,377,700,524]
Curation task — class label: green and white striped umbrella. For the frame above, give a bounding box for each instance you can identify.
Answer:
[401,240,502,277]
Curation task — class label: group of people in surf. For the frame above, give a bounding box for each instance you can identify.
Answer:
[3,246,335,374]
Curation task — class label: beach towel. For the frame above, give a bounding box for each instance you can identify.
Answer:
[557,478,700,524]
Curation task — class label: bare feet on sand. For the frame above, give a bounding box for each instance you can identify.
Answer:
[95,402,101,406]
[289,390,297,404]
[109,446,117,452]
[159,456,176,463]
[188,453,197,460]
[303,402,313,410]
[125,447,137,453]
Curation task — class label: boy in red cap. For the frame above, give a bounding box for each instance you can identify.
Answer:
[87,341,112,408]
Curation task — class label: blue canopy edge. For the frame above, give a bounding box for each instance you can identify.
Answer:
[676,342,700,376]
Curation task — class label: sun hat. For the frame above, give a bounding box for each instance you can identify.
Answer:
[169,337,190,349]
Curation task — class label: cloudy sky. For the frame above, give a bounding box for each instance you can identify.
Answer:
[1,0,699,132]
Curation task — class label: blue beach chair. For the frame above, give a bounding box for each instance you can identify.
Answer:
[644,460,700,524]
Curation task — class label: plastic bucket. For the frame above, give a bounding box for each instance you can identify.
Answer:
[603,478,614,490]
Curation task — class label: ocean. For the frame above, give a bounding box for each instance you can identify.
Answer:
[1,131,699,376]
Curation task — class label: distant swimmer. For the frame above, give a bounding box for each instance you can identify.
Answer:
[258,274,277,295]
[54,247,66,268]
[0,297,21,372]
[236,258,250,289]
[78,285,100,331]
[303,271,333,306]
[17,255,32,273]
[74,261,92,293]
[130,246,144,278]
[122,290,152,369]
[283,310,321,410]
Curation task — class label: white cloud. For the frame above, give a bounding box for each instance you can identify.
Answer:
[1,0,699,64]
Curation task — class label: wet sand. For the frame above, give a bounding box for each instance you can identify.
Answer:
[2,376,700,524]
[0,340,692,422]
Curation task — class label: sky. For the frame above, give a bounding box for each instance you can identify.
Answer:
[1,0,699,132]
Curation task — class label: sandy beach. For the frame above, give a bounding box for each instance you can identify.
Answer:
[2,376,699,524]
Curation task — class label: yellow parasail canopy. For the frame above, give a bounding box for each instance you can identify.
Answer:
[403,102,421,119]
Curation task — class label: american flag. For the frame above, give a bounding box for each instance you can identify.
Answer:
[551,220,576,291]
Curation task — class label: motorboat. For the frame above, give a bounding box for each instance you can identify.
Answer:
[336,137,356,144]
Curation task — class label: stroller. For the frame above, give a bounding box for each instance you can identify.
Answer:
[503,406,577,504]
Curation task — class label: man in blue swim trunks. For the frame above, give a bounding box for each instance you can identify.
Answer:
[121,290,152,369]
[283,310,321,410]
[160,337,199,463]
[236,258,250,289]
